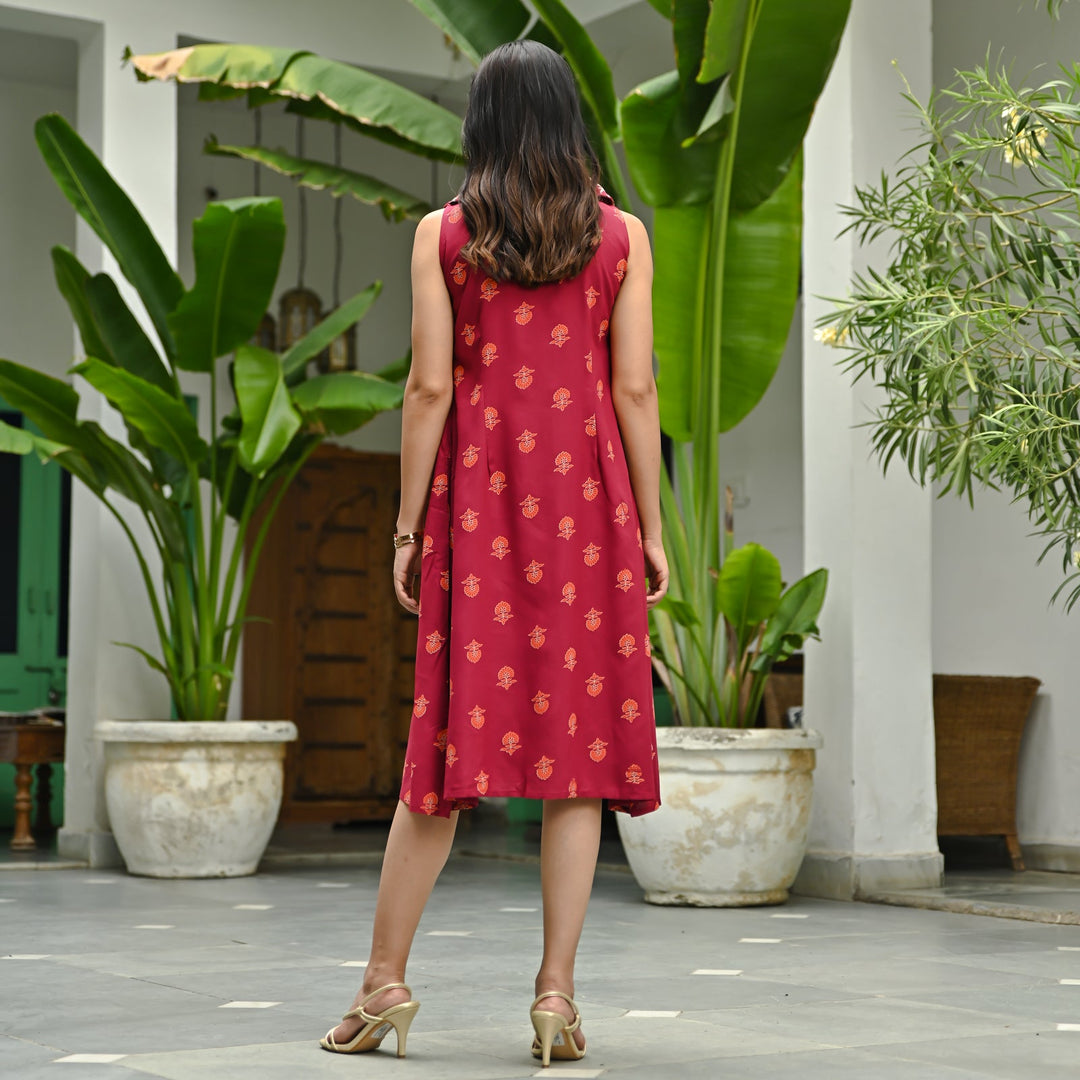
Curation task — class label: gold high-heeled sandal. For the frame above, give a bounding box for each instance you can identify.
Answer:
[530,990,586,1067]
[319,982,420,1057]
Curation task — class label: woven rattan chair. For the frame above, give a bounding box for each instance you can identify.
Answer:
[932,674,1041,871]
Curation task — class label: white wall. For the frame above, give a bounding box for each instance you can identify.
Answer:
[0,35,77,383]
[931,0,1080,863]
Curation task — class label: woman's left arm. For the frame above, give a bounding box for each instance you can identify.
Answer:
[610,212,668,607]
[393,210,455,614]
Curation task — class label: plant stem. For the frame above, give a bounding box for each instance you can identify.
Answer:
[222,442,318,678]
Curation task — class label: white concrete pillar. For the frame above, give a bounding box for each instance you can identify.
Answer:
[59,14,177,865]
[797,0,943,898]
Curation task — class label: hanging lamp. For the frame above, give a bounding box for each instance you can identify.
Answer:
[251,107,278,351]
[278,115,323,352]
[319,122,356,374]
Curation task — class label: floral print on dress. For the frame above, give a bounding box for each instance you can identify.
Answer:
[399,193,660,819]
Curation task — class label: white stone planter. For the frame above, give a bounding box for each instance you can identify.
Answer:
[96,720,298,878]
[615,727,823,907]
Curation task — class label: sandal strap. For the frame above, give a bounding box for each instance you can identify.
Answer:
[530,990,581,1030]
[341,982,412,1022]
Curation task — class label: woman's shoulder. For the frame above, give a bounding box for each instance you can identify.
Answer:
[416,208,444,236]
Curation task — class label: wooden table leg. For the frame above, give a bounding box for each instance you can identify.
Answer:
[1005,833,1025,872]
[11,763,36,851]
[35,762,54,834]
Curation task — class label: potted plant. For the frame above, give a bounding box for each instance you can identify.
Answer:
[128,0,848,902]
[823,52,1080,606]
[0,115,407,877]
[612,0,845,906]
[818,22,1080,874]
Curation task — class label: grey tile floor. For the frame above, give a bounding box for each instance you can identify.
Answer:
[2,843,1080,1080]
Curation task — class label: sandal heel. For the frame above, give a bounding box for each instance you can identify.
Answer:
[390,1003,420,1058]
[528,990,586,1066]
[530,1010,564,1068]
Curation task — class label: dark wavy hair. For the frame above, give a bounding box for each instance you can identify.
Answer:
[458,40,602,286]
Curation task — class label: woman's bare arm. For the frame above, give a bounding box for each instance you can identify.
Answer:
[394,210,454,614]
[610,212,668,607]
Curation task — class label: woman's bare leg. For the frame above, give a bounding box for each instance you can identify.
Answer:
[534,797,603,1049]
[330,799,459,1041]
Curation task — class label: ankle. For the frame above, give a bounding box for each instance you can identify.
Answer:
[535,972,575,997]
[363,966,406,993]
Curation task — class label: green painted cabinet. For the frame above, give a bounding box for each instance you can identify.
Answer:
[0,401,68,828]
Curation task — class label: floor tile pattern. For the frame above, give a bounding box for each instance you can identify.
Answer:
[1,850,1079,1077]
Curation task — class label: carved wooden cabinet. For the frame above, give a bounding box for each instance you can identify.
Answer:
[244,446,416,822]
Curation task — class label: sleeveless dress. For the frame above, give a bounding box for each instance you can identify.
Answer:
[398,193,661,818]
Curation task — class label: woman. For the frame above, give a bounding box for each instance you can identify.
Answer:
[320,39,668,1067]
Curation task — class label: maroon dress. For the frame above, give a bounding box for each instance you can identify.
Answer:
[399,193,661,818]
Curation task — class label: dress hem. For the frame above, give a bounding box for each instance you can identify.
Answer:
[399,787,661,819]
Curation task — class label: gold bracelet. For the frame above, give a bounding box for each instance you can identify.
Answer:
[393,530,424,549]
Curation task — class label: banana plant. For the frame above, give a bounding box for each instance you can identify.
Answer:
[656,541,827,727]
[627,0,847,724]
[0,113,405,722]
[129,0,849,724]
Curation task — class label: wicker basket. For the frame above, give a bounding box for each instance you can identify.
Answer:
[763,672,804,729]
[933,674,1040,871]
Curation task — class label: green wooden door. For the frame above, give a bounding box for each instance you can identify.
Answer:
[0,399,68,828]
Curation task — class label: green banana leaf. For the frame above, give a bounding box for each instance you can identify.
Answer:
[621,71,720,207]
[129,43,307,88]
[280,56,462,162]
[652,594,701,629]
[0,361,186,550]
[375,350,412,384]
[0,360,84,449]
[645,0,673,17]
[753,568,828,671]
[234,345,302,477]
[34,114,183,362]
[281,283,383,379]
[717,542,781,655]
[716,152,802,432]
[291,371,405,435]
[83,273,174,393]
[698,0,755,83]
[0,417,110,499]
[531,0,620,139]
[73,359,208,466]
[131,46,464,163]
[654,151,801,441]
[407,0,529,64]
[673,0,711,86]
[0,418,64,460]
[204,139,430,223]
[653,204,707,441]
[78,273,189,489]
[51,247,115,371]
[728,0,850,212]
[681,77,734,148]
[672,0,727,137]
[76,419,188,553]
[169,198,285,373]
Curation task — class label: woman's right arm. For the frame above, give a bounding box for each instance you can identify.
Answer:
[393,210,455,614]
[610,212,668,608]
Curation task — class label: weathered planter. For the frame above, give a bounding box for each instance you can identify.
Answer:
[96,720,298,878]
[615,727,823,907]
